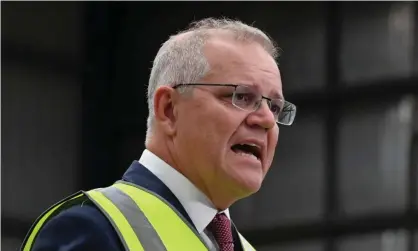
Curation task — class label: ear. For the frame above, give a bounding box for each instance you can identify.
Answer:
[153,86,178,136]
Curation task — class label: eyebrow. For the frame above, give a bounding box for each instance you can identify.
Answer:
[269,90,284,100]
[241,81,284,100]
[247,83,284,100]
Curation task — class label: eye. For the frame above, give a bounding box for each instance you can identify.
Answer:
[270,100,284,116]
[235,93,247,101]
[235,93,256,104]
[270,104,282,115]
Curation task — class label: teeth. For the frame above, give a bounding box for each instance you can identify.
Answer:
[235,151,259,160]
[242,143,259,148]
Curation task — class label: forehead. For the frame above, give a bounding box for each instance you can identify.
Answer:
[203,37,283,99]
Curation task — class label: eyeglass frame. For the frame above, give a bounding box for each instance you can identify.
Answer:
[171,83,296,126]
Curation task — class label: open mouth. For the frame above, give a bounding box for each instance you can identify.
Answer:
[231,144,261,161]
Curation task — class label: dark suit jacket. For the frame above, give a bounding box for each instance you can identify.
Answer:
[30,161,244,251]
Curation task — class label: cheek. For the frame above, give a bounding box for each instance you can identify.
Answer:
[201,108,239,150]
[266,127,279,167]
[178,101,238,155]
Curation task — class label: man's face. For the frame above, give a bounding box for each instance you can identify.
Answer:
[173,37,282,205]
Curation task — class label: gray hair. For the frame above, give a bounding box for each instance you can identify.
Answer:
[145,18,280,143]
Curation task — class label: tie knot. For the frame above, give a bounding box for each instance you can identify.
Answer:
[208,213,234,251]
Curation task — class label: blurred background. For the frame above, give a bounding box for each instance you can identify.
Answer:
[2,1,418,251]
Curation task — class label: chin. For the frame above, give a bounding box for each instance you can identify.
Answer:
[224,159,265,197]
[243,179,263,194]
[231,173,264,197]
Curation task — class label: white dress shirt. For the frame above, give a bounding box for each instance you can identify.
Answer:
[139,149,231,251]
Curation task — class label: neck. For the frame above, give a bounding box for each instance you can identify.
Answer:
[146,134,179,178]
[146,134,240,211]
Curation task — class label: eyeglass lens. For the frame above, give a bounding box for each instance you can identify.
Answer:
[232,85,295,125]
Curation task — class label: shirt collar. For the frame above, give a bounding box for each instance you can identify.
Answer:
[139,149,230,233]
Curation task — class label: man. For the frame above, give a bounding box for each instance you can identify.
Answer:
[21,17,296,251]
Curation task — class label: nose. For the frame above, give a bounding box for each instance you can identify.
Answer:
[245,99,276,130]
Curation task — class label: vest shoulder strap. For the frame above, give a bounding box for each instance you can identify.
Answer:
[87,181,209,251]
[86,185,156,250]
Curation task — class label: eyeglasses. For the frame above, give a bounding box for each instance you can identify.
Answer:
[172,83,296,126]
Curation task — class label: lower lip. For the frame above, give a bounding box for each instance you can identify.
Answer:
[231,151,262,166]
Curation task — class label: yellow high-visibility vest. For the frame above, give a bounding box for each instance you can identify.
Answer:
[21,181,256,251]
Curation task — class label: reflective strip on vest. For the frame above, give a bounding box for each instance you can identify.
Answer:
[85,190,145,251]
[97,186,166,250]
[89,181,209,251]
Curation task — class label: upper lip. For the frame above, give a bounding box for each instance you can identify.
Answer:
[232,138,265,161]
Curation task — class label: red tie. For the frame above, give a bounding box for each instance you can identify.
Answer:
[208,213,234,251]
